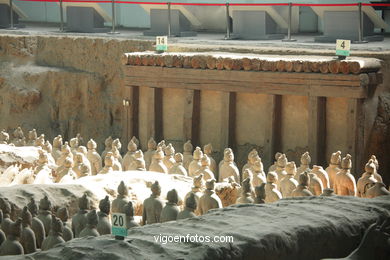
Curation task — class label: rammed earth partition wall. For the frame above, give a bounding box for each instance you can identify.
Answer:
[122,52,382,176]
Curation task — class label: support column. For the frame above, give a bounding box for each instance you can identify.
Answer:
[308,96,327,167]
[264,95,282,167]
[146,87,163,142]
[183,89,201,147]
[122,86,139,148]
[347,98,365,177]
[220,92,236,151]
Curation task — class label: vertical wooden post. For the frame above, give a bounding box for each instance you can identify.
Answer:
[308,96,327,167]
[220,92,236,151]
[122,86,140,149]
[347,98,365,177]
[264,95,282,167]
[183,89,201,147]
[146,87,163,142]
[131,86,139,141]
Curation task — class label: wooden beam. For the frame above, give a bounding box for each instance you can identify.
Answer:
[125,67,370,98]
[263,95,282,167]
[220,92,236,152]
[183,90,201,147]
[146,87,163,142]
[308,96,327,167]
[346,98,365,177]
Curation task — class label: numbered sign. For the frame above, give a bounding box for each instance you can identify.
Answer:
[111,213,127,237]
[156,36,168,52]
[336,39,351,57]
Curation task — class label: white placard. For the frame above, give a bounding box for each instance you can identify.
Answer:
[336,39,351,56]
[156,36,168,51]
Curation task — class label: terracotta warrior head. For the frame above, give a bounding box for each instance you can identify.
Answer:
[242,178,252,194]
[224,149,234,162]
[174,153,183,163]
[165,144,175,156]
[266,171,278,184]
[39,196,52,211]
[185,193,197,210]
[300,152,311,165]
[53,135,63,149]
[201,155,210,167]
[370,155,379,171]
[130,136,140,148]
[183,140,193,153]
[86,210,98,227]
[79,194,90,211]
[167,189,179,204]
[193,174,204,189]
[69,137,79,149]
[154,147,164,160]
[286,162,296,176]
[330,151,342,165]
[151,181,161,196]
[21,207,32,227]
[205,179,216,191]
[193,147,203,160]
[51,215,64,234]
[203,143,213,155]
[123,201,135,217]
[127,140,137,153]
[38,151,49,164]
[117,181,129,197]
[147,137,157,150]
[255,183,266,199]
[248,149,259,164]
[10,218,22,238]
[298,171,310,186]
[105,136,113,149]
[87,139,97,150]
[28,129,37,142]
[274,152,282,161]
[27,198,38,216]
[242,169,253,180]
[365,159,376,175]
[99,196,110,215]
[104,154,114,167]
[341,154,352,170]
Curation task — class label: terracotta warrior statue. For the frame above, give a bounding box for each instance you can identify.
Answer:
[219,149,240,183]
[56,142,73,168]
[69,137,79,156]
[41,215,65,251]
[291,172,314,197]
[0,129,9,144]
[0,218,24,256]
[184,174,204,216]
[369,155,383,183]
[357,159,377,198]
[264,171,282,203]
[112,181,129,213]
[20,207,37,254]
[144,137,157,170]
[249,159,266,187]
[51,135,63,161]
[37,196,52,235]
[56,157,76,183]
[97,196,111,235]
[321,188,336,196]
[182,140,194,170]
[168,153,188,176]
[195,155,215,181]
[27,129,37,146]
[311,165,330,189]
[87,139,102,175]
[296,152,311,179]
[73,152,92,178]
[56,207,73,242]
[334,154,357,196]
[0,210,5,245]
[163,144,176,170]
[111,139,123,164]
[101,136,113,161]
[236,178,254,204]
[0,199,13,237]
[325,151,341,189]
[79,210,100,237]
[274,153,288,186]
[149,147,168,173]
[280,162,299,198]
[142,181,164,225]
[189,147,203,177]
[308,171,324,196]
[198,179,222,215]
[365,182,390,198]
[11,127,25,147]
[110,147,123,171]
[268,152,282,173]
[160,189,180,222]
[72,193,90,238]
[123,201,139,229]
[98,154,115,174]
[254,183,266,204]
[177,193,197,220]
[43,140,53,155]
[203,143,217,177]
[27,198,45,248]
[123,139,137,171]
[242,149,258,173]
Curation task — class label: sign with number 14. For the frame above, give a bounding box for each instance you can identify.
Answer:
[156,36,168,52]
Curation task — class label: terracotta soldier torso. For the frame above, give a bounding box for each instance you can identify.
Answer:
[236,178,254,204]
[280,162,299,198]
[325,151,341,189]
[79,210,100,237]
[249,159,266,187]
[163,144,176,170]
[311,165,330,189]
[184,174,204,216]
[123,202,139,230]
[198,179,222,215]
[182,140,194,171]
[203,144,217,177]
[177,193,197,220]
[101,136,113,161]
[0,218,24,256]
[218,149,240,183]
[149,147,168,173]
[295,152,311,180]
[142,181,164,225]
[365,182,390,198]
[99,154,115,174]
[144,138,157,170]
[51,135,63,161]
[27,129,37,146]
[41,216,65,251]
[123,140,137,171]
[27,198,45,248]
[357,160,377,198]
[87,139,102,175]
[97,196,111,235]
[168,153,188,176]
[20,207,37,254]
[71,194,90,238]
[264,172,282,203]
[268,152,282,173]
[37,196,52,235]
[308,172,324,196]
[56,207,73,242]
[194,155,215,181]
[254,184,266,204]
[160,189,180,222]
[112,181,129,214]
[274,154,288,187]
[334,154,357,196]
[188,147,203,177]
[291,172,314,197]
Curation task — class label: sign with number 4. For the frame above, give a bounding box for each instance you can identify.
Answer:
[156,36,168,52]
[111,213,127,237]
[336,39,351,57]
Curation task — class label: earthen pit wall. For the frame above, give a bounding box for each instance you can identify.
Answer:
[0,35,389,182]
